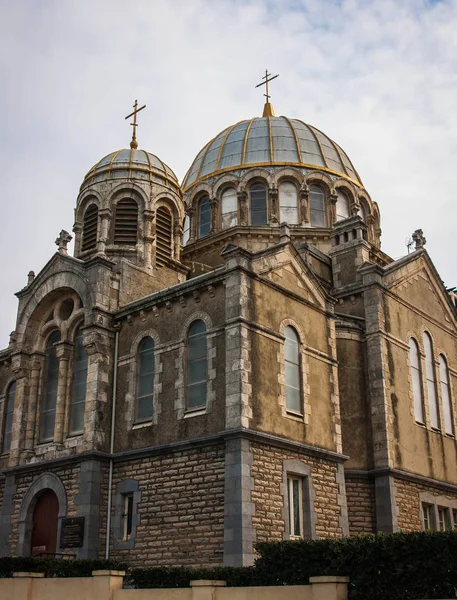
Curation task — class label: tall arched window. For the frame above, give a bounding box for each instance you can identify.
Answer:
[198,196,211,238]
[40,330,61,441]
[424,332,439,429]
[187,320,207,410]
[336,190,350,221]
[409,338,424,423]
[183,215,190,246]
[359,200,368,223]
[156,206,173,267]
[2,381,16,453]
[136,337,155,421]
[114,199,138,245]
[279,181,298,224]
[309,185,326,226]
[221,188,238,229]
[284,326,301,413]
[69,327,88,435]
[439,355,453,435]
[250,182,268,225]
[81,204,98,252]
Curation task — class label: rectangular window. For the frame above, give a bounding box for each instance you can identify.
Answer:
[422,503,432,530]
[438,507,450,531]
[287,476,303,539]
[122,493,134,540]
[452,509,457,529]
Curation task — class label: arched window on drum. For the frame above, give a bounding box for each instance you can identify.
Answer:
[336,190,350,221]
[279,181,299,224]
[221,188,238,229]
[250,182,268,226]
[309,185,326,227]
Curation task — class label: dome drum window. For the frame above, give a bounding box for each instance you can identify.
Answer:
[114,199,139,245]
[156,207,173,267]
[336,190,350,222]
[198,196,211,238]
[250,183,268,226]
[309,185,327,227]
[221,188,238,229]
[82,204,99,252]
[279,181,299,224]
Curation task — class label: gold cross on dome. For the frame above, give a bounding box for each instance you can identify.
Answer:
[125,99,146,149]
[255,69,279,112]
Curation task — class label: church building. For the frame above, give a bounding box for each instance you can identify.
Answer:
[0,83,456,567]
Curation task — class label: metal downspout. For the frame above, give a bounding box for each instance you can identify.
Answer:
[105,328,119,560]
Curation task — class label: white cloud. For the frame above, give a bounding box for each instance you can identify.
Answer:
[0,0,456,345]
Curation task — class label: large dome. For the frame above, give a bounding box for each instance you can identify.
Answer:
[183,116,362,191]
[80,148,179,192]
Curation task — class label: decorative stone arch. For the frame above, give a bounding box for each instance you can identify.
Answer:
[125,329,162,429]
[16,472,67,556]
[175,311,216,420]
[304,171,333,192]
[277,318,310,422]
[109,181,149,212]
[0,376,18,452]
[213,175,240,197]
[75,191,102,220]
[239,168,272,189]
[273,167,305,187]
[188,182,213,206]
[65,310,86,343]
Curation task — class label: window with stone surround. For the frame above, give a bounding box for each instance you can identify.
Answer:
[122,492,134,540]
[281,460,315,541]
[136,336,155,421]
[439,355,454,436]
[409,337,424,424]
[278,320,309,421]
[424,332,439,429]
[40,330,61,442]
[279,181,298,224]
[1,381,16,453]
[198,195,211,238]
[113,480,141,550]
[309,184,326,227]
[221,187,238,229]
[183,214,190,246]
[69,327,88,435]
[249,182,268,226]
[420,493,457,531]
[187,320,207,410]
[336,189,350,222]
[422,503,433,530]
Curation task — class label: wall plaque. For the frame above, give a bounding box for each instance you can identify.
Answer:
[60,517,85,548]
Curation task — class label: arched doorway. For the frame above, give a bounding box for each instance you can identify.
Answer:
[30,490,59,556]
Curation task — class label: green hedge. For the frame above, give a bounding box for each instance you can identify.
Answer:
[0,556,128,578]
[129,566,257,588]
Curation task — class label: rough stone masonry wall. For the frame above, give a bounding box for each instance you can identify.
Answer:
[395,477,457,532]
[9,463,79,552]
[345,478,376,534]
[110,444,225,567]
[250,444,344,542]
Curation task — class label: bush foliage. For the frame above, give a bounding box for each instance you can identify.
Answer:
[1,532,457,599]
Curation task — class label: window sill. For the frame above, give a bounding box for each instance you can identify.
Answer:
[184,407,207,419]
[415,421,426,427]
[132,421,153,430]
[285,410,304,422]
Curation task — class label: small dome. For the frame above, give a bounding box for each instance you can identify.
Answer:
[183,116,362,190]
[80,148,180,192]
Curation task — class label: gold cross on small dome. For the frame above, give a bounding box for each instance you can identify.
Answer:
[125,99,146,149]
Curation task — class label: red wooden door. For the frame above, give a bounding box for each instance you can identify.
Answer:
[31,490,59,556]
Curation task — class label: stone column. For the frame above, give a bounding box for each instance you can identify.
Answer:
[237,191,248,226]
[300,185,309,224]
[143,209,155,269]
[54,342,73,444]
[24,354,45,453]
[268,186,279,224]
[72,223,82,256]
[97,208,112,255]
[210,198,219,234]
[329,191,338,225]
[9,353,30,466]
[188,206,197,244]
[173,221,183,261]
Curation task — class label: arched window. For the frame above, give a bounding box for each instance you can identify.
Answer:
[359,200,368,223]
[81,204,98,252]
[69,327,88,435]
[2,381,16,453]
[221,188,238,229]
[284,326,301,413]
[309,185,326,227]
[198,196,211,238]
[250,182,268,225]
[156,206,173,267]
[439,355,453,435]
[114,199,138,245]
[279,181,299,224]
[336,190,350,221]
[409,338,424,423]
[187,320,207,410]
[136,337,155,421]
[40,330,61,441]
[183,215,190,246]
[424,332,439,429]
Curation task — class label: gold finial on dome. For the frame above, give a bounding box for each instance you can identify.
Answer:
[255,69,279,117]
[125,99,146,149]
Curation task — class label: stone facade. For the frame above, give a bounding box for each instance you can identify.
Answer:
[0,104,456,567]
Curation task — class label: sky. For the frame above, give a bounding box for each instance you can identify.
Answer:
[0,0,456,347]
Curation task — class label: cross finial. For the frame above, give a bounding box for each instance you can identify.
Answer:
[55,230,72,255]
[412,229,426,250]
[125,99,146,149]
[255,69,279,117]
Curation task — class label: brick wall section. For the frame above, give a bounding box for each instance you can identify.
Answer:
[98,461,110,559]
[345,478,376,534]
[395,478,457,532]
[109,444,225,567]
[9,464,79,552]
[250,443,343,542]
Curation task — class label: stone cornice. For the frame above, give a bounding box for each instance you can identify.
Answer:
[345,467,457,494]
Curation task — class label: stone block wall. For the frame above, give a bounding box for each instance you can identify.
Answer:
[109,443,225,567]
[250,443,345,542]
[345,478,376,534]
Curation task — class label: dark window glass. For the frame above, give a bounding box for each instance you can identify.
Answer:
[122,493,134,539]
[82,204,98,252]
[40,330,61,441]
[187,320,207,409]
[198,196,211,238]
[136,337,155,421]
[309,185,327,226]
[2,381,16,453]
[250,183,267,225]
[69,327,88,435]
